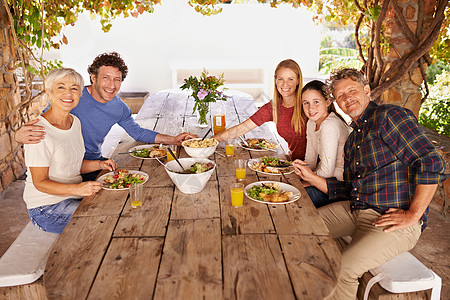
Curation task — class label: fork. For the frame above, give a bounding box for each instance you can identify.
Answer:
[280,169,291,185]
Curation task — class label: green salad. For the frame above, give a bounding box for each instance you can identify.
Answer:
[131,145,166,158]
[132,148,151,158]
[247,184,280,201]
[260,156,291,167]
[190,162,213,173]
[174,162,214,174]
[104,171,147,189]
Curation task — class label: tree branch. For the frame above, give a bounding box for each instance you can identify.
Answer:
[355,14,366,65]
[391,0,419,45]
[371,10,446,102]
[418,57,429,104]
[372,0,389,88]
[353,0,365,13]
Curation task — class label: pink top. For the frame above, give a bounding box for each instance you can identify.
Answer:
[250,101,306,160]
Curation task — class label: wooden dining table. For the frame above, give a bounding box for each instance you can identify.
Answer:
[44,91,341,299]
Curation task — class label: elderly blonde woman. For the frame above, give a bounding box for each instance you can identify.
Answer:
[23,68,117,234]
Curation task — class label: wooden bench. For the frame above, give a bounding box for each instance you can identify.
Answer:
[0,221,58,299]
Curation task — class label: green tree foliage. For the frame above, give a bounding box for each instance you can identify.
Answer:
[8,0,160,70]
[319,29,363,74]
[4,0,449,126]
[319,47,363,74]
[419,70,450,136]
[429,5,450,65]
[427,60,450,84]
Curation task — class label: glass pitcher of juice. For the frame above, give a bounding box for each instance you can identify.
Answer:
[212,101,226,135]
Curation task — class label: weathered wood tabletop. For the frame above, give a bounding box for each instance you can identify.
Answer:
[44,91,341,300]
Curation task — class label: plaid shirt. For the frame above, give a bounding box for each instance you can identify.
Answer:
[327,101,447,229]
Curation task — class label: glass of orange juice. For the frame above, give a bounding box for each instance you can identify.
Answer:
[235,159,246,181]
[230,183,244,208]
[167,145,177,161]
[130,183,143,208]
[225,139,235,157]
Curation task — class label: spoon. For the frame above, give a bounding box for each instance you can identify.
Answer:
[167,147,186,172]
[279,169,291,185]
[214,151,226,157]
[155,156,174,172]
[201,128,212,141]
[238,136,249,147]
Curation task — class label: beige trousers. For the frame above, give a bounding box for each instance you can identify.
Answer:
[318,201,422,300]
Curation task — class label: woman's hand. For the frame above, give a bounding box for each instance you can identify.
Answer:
[292,159,329,194]
[99,159,117,171]
[76,181,102,196]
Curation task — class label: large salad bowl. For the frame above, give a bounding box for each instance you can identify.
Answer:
[165,158,216,194]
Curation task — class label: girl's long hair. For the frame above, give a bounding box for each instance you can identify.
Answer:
[272,59,304,133]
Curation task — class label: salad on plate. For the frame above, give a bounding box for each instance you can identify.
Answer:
[245,181,300,204]
[249,156,293,175]
[100,169,148,190]
[241,138,278,151]
[130,144,166,159]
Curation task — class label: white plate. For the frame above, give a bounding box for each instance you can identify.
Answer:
[128,144,167,160]
[97,170,149,190]
[244,181,300,205]
[240,138,279,152]
[248,158,294,176]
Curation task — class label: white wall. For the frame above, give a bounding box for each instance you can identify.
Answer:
[45,2,321,96]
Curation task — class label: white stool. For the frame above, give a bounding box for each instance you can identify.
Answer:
[363,251,442,300]
[0,222,59,287]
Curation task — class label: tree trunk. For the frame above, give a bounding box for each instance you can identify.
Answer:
[0,0,26,191]
[378,0,438,117]
[365,0,448,118]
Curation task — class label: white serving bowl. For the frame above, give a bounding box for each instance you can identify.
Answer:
[181,138,218,158]
[165,158,216,194]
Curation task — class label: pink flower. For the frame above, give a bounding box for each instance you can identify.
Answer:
[197,89,208,100]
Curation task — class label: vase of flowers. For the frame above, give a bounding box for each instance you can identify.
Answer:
[181,69,227,127]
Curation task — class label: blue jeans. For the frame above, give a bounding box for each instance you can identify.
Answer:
[28,198,81,234]
[305,186,331,208]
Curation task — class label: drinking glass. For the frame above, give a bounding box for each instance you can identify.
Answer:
[167,145,177,161]
[225,139,235,157]
[235,159,246,181]
[230,183,244,208]
[130,183,143,208]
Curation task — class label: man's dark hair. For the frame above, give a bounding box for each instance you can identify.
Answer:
[87,52,128,83]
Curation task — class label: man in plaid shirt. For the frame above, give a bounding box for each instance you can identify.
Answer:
[293,68,446,299]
